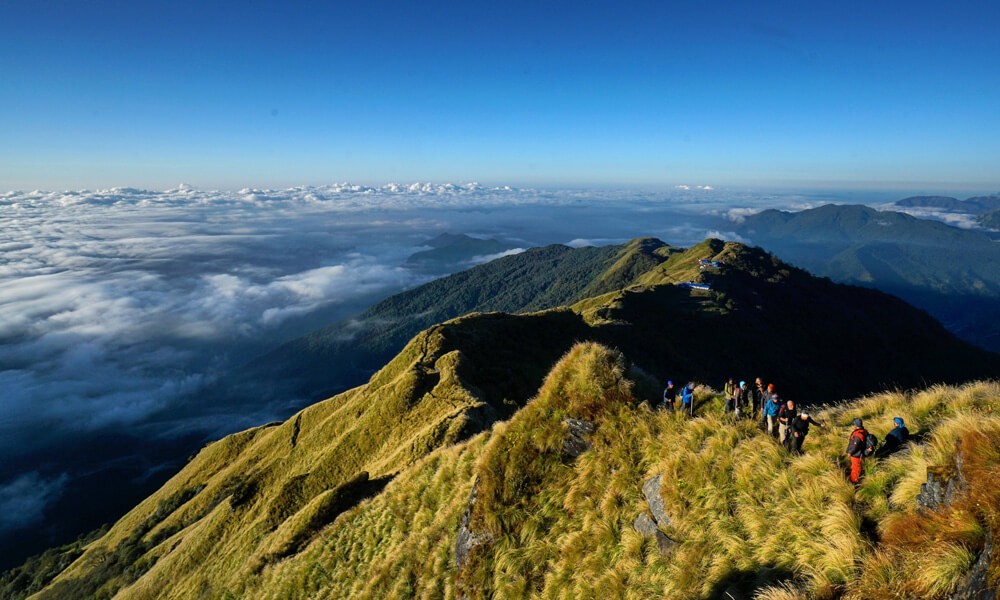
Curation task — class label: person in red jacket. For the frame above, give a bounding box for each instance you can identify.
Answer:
[846,418,869,484]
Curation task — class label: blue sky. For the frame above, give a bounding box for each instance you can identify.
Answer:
[2,0,999,191]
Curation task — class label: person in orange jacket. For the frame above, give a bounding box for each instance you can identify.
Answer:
[846,418,870,484]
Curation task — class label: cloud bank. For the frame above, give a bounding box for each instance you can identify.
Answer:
[0,472,69,535]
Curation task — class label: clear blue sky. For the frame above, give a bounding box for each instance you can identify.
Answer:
[2,0,999,191]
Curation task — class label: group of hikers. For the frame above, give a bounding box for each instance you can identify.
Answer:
[660,378,912,483]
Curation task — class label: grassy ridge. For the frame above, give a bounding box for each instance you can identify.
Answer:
[26,343,1000,599]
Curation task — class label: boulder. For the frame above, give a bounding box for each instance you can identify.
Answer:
[633,512,676,556]
[563,418,596,458]
[642,473,671,528]
[918,442,969,510]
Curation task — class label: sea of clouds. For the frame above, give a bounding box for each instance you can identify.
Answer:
[0,182,858,556]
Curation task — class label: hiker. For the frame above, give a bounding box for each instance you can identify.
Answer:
[662,380,678,411]
[724,378,738,415]
[765,383,776,418]
[764,394,781,437]
[846,418,874,484]
[733,381,747,417]
[681,382,695,416]
[790,412,824,453]
[877,417,910,457]
[778,399,797,448]
[752,378,766,426]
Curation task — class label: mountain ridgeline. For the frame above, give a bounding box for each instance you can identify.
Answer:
[8,239,1000,599]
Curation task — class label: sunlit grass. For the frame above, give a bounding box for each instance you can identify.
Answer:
[27,338,1000,599]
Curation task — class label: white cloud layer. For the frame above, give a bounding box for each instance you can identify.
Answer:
[705,230,750,244]
[0,472,69,534]
[465,248,527,266]
[879,204,983,229]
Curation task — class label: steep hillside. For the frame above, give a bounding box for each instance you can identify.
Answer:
[18,344,1000,599]
[233,238,672,403]
[736,204,1000,352]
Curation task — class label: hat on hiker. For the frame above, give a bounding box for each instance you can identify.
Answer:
[893,417,904,426]
[853,418,863,428]
[739,380,746,387]
[767,383,775,392]
[667,380,673,386]
[800,412,809,419]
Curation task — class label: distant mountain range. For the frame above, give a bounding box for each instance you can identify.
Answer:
[10,239,999,599]
[895,194,1000,215]
[736,203,1000,352]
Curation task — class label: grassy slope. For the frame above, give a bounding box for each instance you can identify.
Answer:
[33,344,1000,599]
[23,312,594,600]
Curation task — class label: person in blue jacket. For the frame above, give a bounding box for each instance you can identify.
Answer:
[764,394,781,437]
[681,382,695,416]
[877,417,910,457]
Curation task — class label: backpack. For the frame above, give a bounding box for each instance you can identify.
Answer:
[864,432,879,457]
[847,429,867,458]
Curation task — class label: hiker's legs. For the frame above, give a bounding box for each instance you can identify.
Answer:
[767,415,777,437]
[849,456,863,483]
[779,423,788,445]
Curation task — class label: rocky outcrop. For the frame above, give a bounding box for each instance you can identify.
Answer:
[918,443,968,510]
[950,531,995,600]
[642,474,671,529]
[633,473,676,555]
[917,441,997,600]
[455,482,493,570]
[562,418,596,458]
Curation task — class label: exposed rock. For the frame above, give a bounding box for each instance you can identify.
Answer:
[950,531,995,600]
[642,473,671,528]
[918,441,969,510]
[455,481,493,570]
[563,418,596,458]
[633,512,676,556]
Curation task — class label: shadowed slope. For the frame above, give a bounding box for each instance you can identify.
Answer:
[736,204,1000,352]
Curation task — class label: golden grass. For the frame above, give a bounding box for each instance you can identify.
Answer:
[28,340,1000,599]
